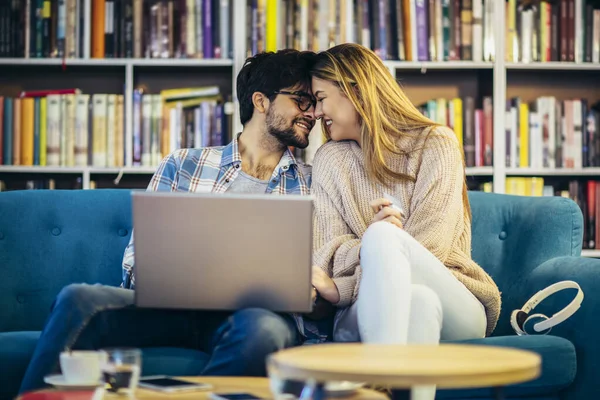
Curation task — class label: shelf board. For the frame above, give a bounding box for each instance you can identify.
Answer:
[1,165,490,176]
[130,58,232,67]
[582,250,600,258]
[89,167,157,174]
[384,61,493,70]
[0,166,157,174]
[506,62,600,71]
[466,167,494,176]
[0,58,233,67]
[506,168,600,176]
[0,166,86,173]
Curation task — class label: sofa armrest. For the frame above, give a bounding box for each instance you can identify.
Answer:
[524,256,600,400]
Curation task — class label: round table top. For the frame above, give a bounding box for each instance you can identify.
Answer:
[267,343,542,389]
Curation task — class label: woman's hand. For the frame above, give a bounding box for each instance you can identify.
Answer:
[370,198,404,229]
[312,266,340,304]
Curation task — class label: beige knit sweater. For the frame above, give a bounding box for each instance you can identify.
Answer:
[311,126,501,336]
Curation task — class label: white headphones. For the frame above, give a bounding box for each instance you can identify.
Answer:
[510,280,584,336]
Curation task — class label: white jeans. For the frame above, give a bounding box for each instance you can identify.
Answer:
[333,221,487,399]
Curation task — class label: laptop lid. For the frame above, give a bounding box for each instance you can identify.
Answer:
[131,191,314,313]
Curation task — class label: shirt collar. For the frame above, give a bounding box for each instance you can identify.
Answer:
[220,132,300,174]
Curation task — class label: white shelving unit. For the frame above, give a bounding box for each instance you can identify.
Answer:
[0,58,234,67]
[383,61,493,70]
[506,168,600,176]
[0,0,247,184]
[1,0,599,255]
[582,250,600,258]
[506,62,600,71]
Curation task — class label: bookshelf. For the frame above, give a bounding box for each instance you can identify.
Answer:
[1,0,600,254]
[0,59,234,67]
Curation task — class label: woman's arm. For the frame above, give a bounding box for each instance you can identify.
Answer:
[402,127,467,263]
[312,174,362,308]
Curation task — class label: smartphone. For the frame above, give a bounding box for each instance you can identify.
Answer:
[383,193,405,217]
[209,393,265,400]
[138,376,213,393]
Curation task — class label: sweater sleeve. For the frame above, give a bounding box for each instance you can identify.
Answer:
[311,146,362,308]
[403,127,467,264]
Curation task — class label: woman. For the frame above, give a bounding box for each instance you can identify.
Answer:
[308,43,501,356]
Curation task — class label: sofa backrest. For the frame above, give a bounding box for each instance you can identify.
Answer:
[0,189,584,335]
[467,191,583,336]
[0,189,132,332]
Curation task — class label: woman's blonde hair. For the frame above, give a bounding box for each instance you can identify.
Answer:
[310,43,471,217]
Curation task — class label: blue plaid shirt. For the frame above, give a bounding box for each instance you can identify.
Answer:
[121,134,330,343]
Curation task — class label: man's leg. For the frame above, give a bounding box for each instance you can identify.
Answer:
[200,308,300,376]
[19,283,202,393]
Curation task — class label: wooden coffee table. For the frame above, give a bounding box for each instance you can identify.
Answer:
[130,377,386,400]
[267,343,542,400]
[21,377,388,400]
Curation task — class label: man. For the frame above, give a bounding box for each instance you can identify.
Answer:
[19,49,331,394]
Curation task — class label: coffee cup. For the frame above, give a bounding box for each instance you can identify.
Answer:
[59,351,105,384]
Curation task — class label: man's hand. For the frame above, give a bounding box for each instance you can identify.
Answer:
[312,266,340,304]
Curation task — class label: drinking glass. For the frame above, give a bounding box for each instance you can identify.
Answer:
[100,348,141,396]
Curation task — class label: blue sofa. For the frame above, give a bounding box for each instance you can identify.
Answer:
[0,189,597,400]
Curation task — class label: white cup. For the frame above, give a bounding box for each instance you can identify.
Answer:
[59,351,106,384]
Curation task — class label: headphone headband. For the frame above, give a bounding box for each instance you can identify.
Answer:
[520,280,583,333]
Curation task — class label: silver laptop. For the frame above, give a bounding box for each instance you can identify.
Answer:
[131,191,314,313]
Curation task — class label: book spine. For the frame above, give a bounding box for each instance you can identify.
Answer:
[104,0,114,57]
[92,93,107,167]
[3,99,13,165]
[123,0,133,57]
[203,0,212,57]
[415,0,428,61]
[20,98,34,166]
[74,94,89,167]
[33,97,40,165]
[132,89,142,166]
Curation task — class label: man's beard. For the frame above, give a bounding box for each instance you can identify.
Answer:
[265,109,310,149]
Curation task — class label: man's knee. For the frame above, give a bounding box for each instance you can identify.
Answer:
[54,283,134,313]
[229,308,296,351]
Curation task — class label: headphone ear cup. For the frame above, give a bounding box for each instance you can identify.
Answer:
[511,310,529,335]
[515,310,529,328]
[523,313,551,335]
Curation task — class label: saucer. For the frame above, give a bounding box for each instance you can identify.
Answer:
[325,381,365,397]
[44,374,104,390]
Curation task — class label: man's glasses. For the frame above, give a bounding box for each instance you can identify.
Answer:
[272,90,316,112]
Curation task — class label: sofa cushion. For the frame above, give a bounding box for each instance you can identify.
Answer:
[434,335,576,399]
[0,190,129,332]
[141,347,210,377]
[0,331,40,400]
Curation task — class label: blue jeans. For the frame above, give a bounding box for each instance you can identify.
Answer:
[19,283,300,393]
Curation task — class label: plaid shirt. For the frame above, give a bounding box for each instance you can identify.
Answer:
[122,133,311,288]
[120,134,328,342]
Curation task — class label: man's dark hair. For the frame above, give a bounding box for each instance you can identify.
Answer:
[237,49,316,125]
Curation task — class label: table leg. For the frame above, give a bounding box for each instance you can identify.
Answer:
[312,383,326,400]
[298,380,326,400]
[493,387,505,400]
[391,389,410,400]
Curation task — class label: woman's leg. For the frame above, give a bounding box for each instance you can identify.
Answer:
[350,221,487,400]
[334,284,443,399]
[357,221,487,344]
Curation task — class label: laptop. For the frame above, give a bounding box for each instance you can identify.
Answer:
[131,191,314,313]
